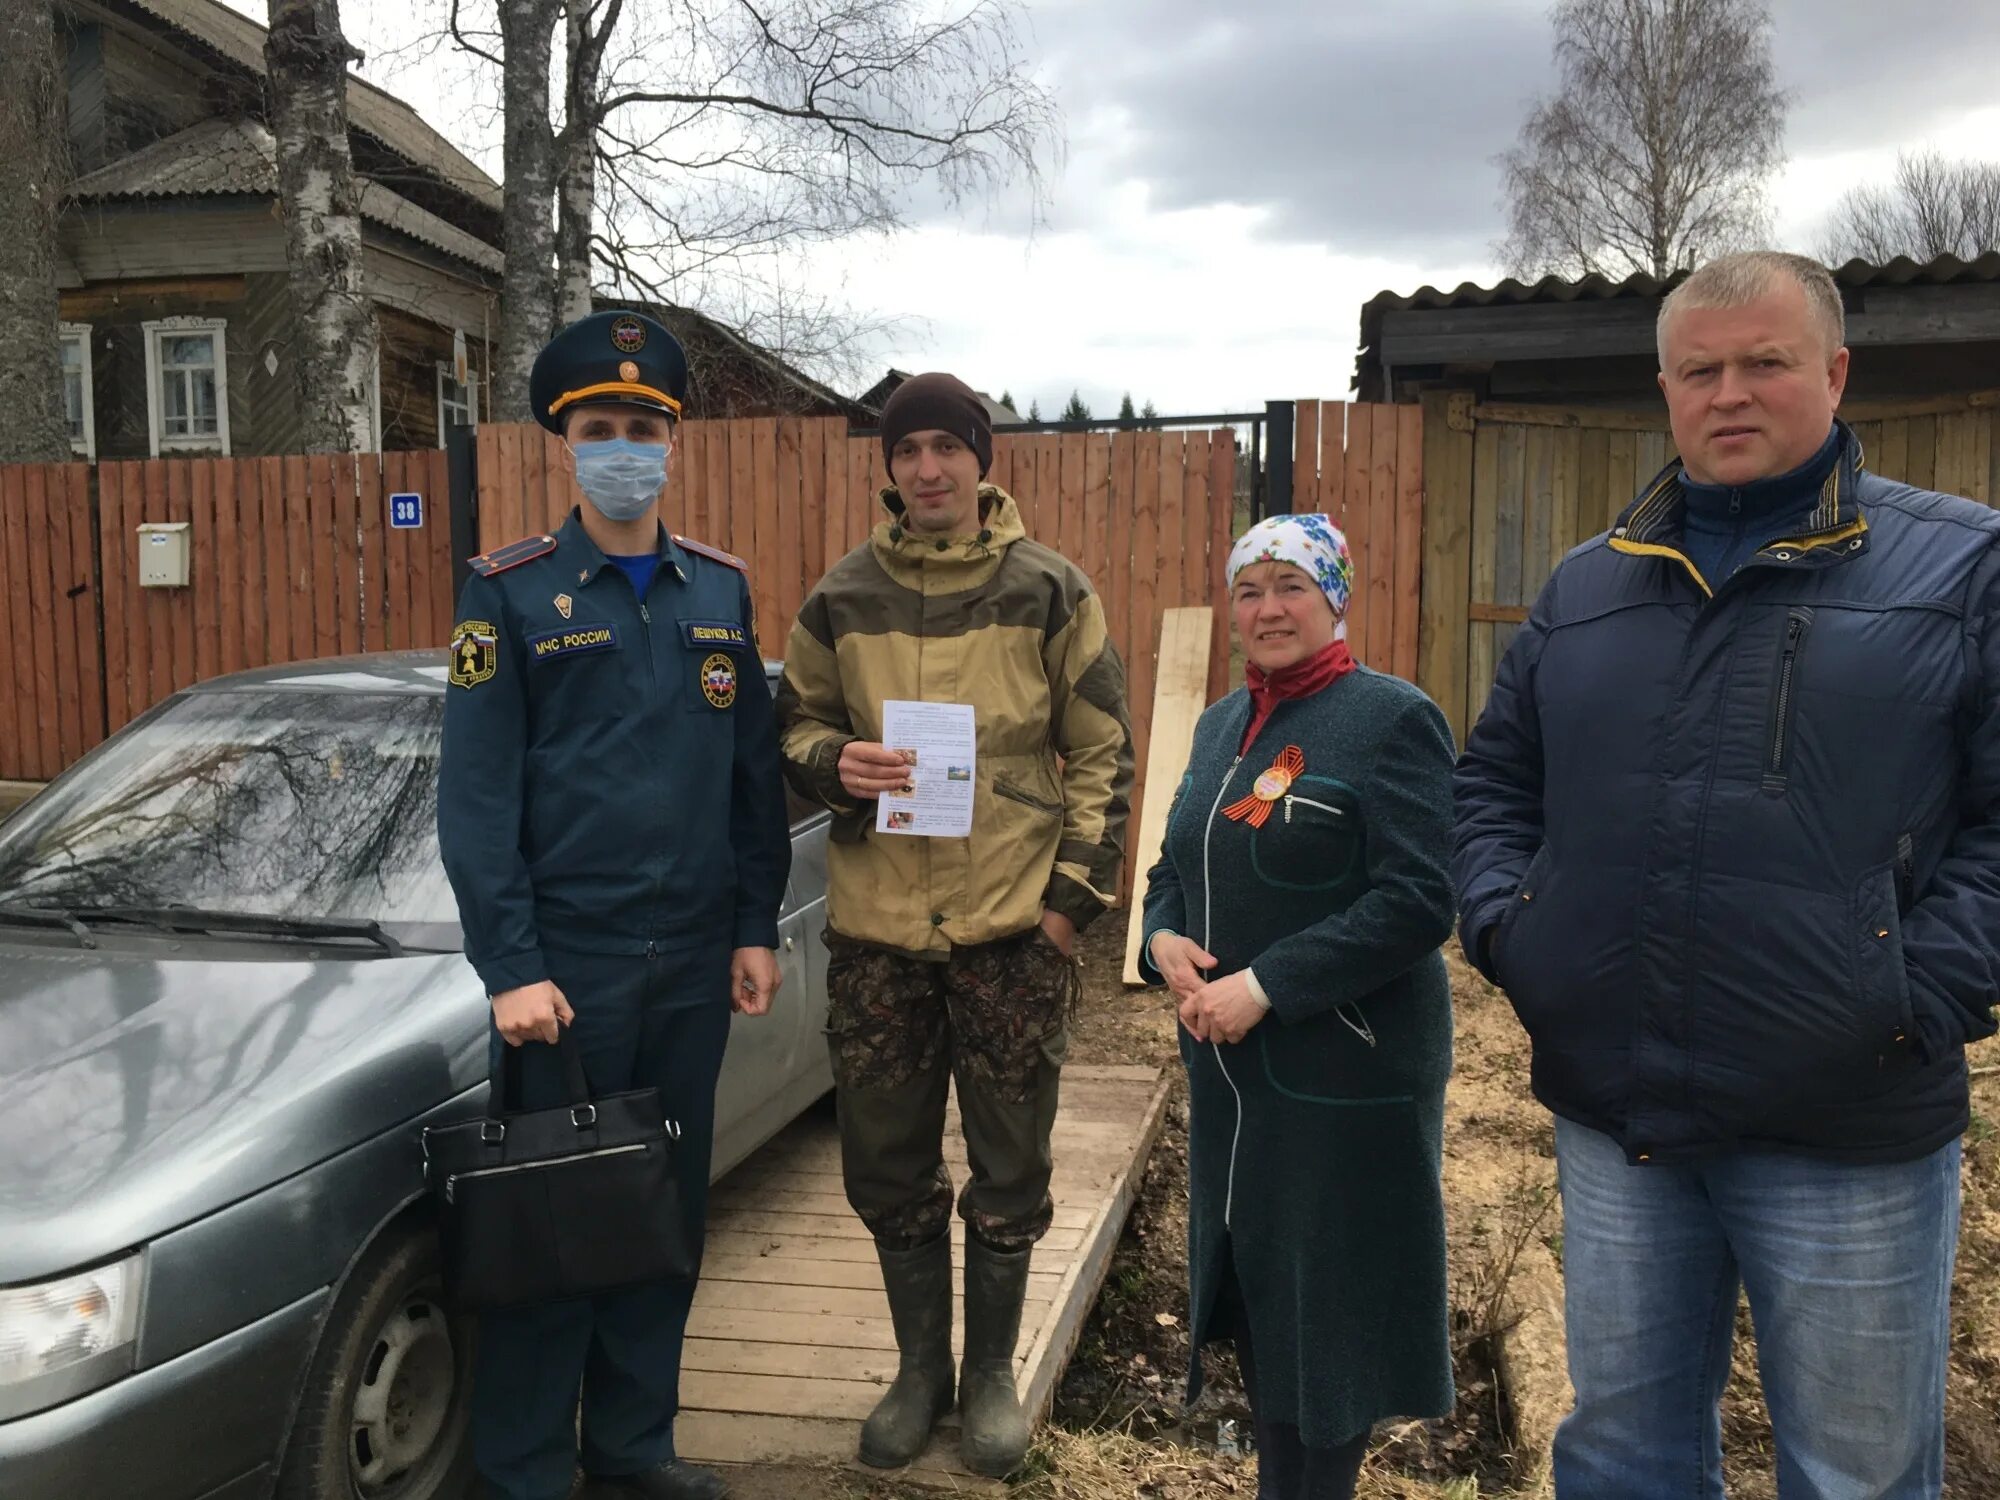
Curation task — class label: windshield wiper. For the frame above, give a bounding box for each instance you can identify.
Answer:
[80,906,407,957]
[0,903,98,948]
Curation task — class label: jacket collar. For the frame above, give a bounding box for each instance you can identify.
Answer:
[555,507,690,589]
[870,485,1026,587]
[1679,424,1842,532]
[1609,419,1870,596]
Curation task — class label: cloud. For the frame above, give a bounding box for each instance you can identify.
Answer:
[1019,0,2000,265]
[1771,0,2000,154]
[1038,0,1551,260]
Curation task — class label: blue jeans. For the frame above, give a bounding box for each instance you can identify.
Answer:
[1552,1117,1959,1500]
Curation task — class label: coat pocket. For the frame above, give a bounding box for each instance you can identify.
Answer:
[1761,607,1814,793]
[1851,859,1918,1055]
[993,777,1064,817]
[821,934,945,1091]
[1254,1018,1407,1106]
[1248,774,1363,892]
[1491,843,1553,998]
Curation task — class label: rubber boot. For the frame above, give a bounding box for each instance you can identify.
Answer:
[858,1233,956,1468]
[958,1237,1033,1477]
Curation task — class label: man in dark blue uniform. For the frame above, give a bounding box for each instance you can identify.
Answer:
[438,309,791,1500]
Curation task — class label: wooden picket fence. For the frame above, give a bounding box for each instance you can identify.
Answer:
[1276,400,1428,679]
[0,451,450,781]
[0,465,103,784]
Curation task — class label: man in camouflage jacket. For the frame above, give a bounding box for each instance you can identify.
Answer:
[776,373,1133,1477]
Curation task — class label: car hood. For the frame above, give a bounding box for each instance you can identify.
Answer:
[0,937,487,1283]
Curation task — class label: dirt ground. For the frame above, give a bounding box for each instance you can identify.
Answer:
[728,917,2000,1499]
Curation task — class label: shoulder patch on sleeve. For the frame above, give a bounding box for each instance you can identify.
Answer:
[469,534,557,577]
[674,534,749,573]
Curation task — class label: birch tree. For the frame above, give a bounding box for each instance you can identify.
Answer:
[265,0,382,452]
[1498,0,1786,280]
[0,1,71,463]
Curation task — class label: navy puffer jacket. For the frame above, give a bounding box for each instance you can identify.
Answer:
[1454,422,2000,1164]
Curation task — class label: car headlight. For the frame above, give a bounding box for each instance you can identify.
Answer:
[0,1254,143,1421]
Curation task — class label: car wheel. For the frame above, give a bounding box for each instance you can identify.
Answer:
[278,1220,476,1500]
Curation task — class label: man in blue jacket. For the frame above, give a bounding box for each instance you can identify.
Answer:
[1454,251,1999,1499]
[439,309,791,1500]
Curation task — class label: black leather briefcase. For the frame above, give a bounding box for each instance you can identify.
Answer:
[421,1029,696,1311]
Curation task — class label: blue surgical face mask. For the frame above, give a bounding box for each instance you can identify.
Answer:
[571,437,669,521]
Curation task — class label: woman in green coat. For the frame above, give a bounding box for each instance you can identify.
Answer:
[1140,513,1457,1499]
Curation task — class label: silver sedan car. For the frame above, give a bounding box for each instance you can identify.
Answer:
[0,653,832,1500]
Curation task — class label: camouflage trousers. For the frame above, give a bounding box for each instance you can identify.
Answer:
[823,925,1079,1253]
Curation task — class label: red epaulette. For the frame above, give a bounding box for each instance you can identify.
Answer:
[468,534,557,577]
[674,534,749,573]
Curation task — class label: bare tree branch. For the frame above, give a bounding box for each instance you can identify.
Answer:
[1498,0,1785,280]
[448,0,504,68]
[1819,150,2000,265]
[423,0,1055,401]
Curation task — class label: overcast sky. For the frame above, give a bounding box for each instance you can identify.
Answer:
[230,0,2000,415]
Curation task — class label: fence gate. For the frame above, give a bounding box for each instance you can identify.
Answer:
[1417,389,2000,746]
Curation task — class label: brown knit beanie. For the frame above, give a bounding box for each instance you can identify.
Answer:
[879,372,992,477]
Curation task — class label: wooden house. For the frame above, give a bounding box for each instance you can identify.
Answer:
[55,0,504,460]
[646,304,878,426]
[858,369,1022,426]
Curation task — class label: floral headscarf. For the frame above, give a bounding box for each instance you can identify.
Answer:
[1226,513,1354,618]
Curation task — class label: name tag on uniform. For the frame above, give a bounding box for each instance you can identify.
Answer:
[681,619,749,650]
[526,623,620,662]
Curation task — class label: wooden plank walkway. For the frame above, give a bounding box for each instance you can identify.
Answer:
[676,1064,1172,1490]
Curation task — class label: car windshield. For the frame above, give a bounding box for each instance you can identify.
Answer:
[0,688,455,930]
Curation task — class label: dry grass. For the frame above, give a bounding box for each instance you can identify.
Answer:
[1016,1426,1495,1500]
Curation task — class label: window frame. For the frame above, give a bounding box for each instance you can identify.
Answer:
[142,317,231,457]
[435,361,477,447]
[59,322,96,460]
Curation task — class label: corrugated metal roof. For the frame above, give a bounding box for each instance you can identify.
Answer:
[115,0,503,215]
[1362,250,2000,319]
[1355,251,2000,391]
[69,117,504,275]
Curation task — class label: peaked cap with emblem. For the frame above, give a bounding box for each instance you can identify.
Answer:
[529,309,691,434]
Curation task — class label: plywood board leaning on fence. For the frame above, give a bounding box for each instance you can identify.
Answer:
[1122,606,1215,986]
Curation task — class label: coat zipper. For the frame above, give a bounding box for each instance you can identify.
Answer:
[1764,608,1812,789]
[444,1141,648,1203]
[1200,754,1246,1230]
[1282,793,1346,825]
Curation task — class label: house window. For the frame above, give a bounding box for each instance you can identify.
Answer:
[143,317,231,456]
[437,363,477,444]
[60,323,95,459]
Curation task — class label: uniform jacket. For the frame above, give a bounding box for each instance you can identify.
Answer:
[1454,422,2000,1165]
[438,509,791,995]
[775,486,1134,957]
[1139,668,1458,1446]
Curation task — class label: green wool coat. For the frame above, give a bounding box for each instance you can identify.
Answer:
[1140,666,1457,1446]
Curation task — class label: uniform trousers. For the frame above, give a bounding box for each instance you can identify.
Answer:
[470,943,733,1500]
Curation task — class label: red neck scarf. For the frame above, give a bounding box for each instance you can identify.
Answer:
[1241,639,1355,752]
